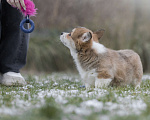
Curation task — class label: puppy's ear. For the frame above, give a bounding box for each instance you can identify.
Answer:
[81,32,92,42]
[93,29,105,40]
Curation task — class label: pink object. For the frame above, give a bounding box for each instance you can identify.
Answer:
[20,0,37,17]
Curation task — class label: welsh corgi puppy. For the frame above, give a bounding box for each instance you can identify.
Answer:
[60,27,143,88]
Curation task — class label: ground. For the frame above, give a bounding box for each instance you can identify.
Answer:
[0,73,150,120]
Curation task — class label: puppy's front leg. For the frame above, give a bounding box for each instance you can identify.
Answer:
[85,83,92,89]
[85,80,95,89]
[84,74,95,89]
[95,78,112,88]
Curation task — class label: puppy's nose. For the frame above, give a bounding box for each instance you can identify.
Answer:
[61,32,64,35]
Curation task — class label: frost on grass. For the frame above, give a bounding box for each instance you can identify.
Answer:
[0,74,149,118]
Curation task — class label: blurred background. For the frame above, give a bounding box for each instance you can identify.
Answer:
[23,0,150,73]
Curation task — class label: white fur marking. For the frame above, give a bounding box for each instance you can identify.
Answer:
[92,41,106,54]
[95,78,112,88]
[70,50,85,79]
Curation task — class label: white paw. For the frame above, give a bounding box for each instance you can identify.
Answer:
[85,83,91,89]
[95,78,112,88]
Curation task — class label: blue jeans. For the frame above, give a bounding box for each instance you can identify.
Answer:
[0,0,29,74]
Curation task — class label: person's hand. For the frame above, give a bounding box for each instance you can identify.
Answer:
[6,0,26,10]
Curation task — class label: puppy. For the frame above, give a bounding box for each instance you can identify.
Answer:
[60,27,143,88]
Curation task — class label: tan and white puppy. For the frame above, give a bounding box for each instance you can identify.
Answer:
[60,27,143,88]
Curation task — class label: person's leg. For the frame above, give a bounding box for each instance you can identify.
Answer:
[0,3,2,80]
[0,2,1,42]
[0,0,29,73]
[0,0,29,86]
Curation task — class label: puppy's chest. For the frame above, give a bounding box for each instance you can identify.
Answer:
[79,53,99,71]
[71,51,97,79]
[77,62,97,79]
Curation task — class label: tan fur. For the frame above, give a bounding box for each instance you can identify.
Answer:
[60,27,143,88]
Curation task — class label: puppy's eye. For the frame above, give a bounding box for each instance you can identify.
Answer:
[68,33,71,36]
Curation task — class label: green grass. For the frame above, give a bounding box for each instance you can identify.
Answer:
[0,73,150,120]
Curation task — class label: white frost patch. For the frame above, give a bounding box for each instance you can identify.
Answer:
[81,99,103,111]
[105,98,147,116]
[64,105,91,116]
[55,95,68,104]
[53,82,58,86]
[74,107,91,116]
[0,106,18,115]
[64,97,146,116]
[92,41,106,54]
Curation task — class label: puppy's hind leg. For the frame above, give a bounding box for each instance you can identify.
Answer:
[134,79,141,89]
[95,78,112,88]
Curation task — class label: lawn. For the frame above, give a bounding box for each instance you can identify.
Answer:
[0,73,150,120]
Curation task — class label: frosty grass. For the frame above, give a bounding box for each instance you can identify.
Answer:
[0,73,150,120]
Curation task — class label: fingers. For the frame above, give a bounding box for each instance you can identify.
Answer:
[15,0,21,10]
[6,0,26,11]
[8,0,17,7]
[19,0,26,11]
[6,0,12,5]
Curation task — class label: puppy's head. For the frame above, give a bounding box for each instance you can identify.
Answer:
[60,27,105,52]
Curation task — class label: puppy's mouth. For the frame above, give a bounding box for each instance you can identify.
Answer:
[60,35,67,46]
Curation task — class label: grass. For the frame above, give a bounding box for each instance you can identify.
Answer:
[0,73,150,120]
